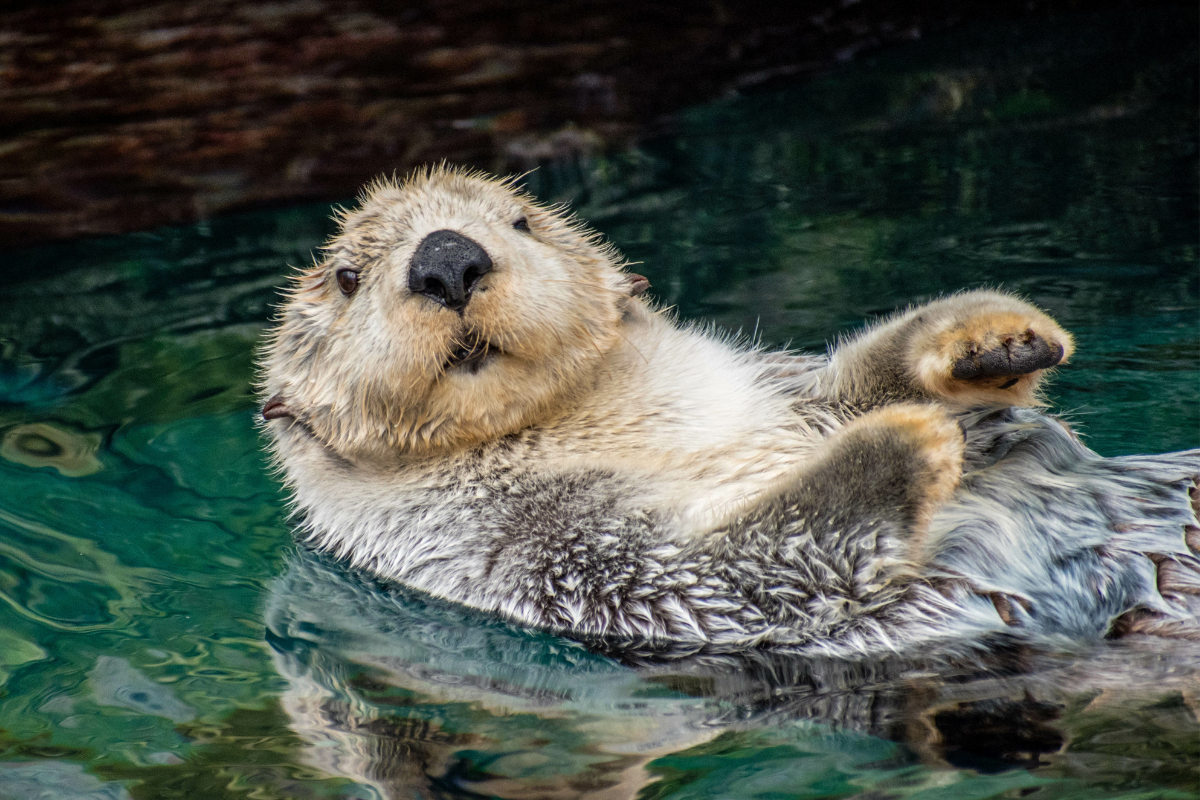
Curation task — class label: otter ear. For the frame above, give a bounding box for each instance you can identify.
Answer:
[262,393,295,421]
[625,274,650,298]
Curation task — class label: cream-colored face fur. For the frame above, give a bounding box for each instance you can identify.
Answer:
[261,167,633,458]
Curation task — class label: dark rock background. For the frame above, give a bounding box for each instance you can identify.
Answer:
[0,0,1179,245]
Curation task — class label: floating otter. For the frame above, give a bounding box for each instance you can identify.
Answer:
[259,166,1200,657]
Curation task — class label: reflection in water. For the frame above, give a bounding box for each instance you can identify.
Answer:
[267,551,1200,798]
[0,760,132,800]
[0,6,1195,799]
[267,553,709,798]
[88,657,195,724]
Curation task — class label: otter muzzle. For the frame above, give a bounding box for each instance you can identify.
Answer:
[409,230,493,312]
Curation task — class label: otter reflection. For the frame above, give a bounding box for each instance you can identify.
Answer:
[265,551,1200,799]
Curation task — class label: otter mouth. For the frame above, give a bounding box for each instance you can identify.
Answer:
[446,337,500,373]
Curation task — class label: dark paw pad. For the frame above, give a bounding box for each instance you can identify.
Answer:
[951,330,1065,381]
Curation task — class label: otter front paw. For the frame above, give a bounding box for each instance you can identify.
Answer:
[791,403,964,548]
[913,293,1073,407]
[949,329,1064,382]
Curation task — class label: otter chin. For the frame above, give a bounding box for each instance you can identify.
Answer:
[259,165,1200,657]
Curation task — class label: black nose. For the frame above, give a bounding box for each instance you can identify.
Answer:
[408,230,493,311]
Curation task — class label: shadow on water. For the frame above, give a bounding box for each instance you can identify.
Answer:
[0,6,1196,799]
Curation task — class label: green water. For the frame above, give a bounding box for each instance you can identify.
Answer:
[1,8,1197,800]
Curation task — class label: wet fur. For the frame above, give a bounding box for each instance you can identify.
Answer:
[265,551,1200,798]
[260,165,1200,657]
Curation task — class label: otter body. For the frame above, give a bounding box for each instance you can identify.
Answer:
[261,167,1200,657]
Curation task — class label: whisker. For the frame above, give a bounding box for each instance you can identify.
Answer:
[612,324,651,366]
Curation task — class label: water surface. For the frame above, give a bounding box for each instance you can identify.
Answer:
[0,8,1197,799]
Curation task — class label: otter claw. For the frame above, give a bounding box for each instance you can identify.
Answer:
[951,330,1065,381]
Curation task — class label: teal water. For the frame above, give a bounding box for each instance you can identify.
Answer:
[1,8,1198,800]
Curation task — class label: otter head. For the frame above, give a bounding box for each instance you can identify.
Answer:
[260,166,645,459]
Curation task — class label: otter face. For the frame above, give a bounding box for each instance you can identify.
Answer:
[260,167,636,458]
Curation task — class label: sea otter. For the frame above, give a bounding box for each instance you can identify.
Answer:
[259,165,1200,657]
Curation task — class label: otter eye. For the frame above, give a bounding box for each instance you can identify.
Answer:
[513,217,531,233]
[336,269,360,296]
